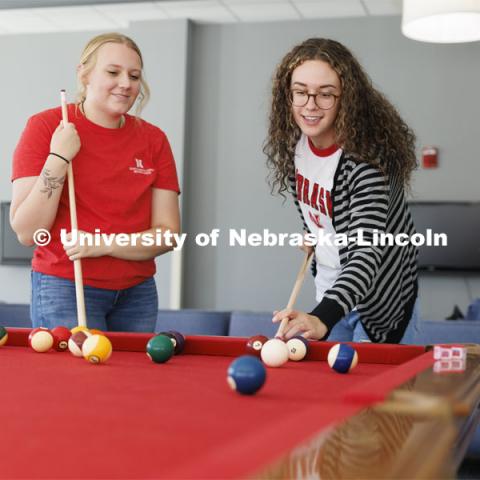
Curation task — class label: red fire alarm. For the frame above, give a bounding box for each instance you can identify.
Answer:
[422,146,438,169]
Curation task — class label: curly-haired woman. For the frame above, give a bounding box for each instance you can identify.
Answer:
[265,38,418,343]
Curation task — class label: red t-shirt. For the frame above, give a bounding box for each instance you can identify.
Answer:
[12,104,180,290]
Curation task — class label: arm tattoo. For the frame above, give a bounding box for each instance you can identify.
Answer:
[40,168,66,199]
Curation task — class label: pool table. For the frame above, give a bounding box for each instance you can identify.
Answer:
[1,328,480,479]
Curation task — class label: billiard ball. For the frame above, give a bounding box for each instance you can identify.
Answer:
[68,330,92,357]
[245,335,269,357]
[327,343,358,373]
[28,327,54,353]
[71,326,90,334]
[286,336,309,361]
[82,334,112,364]
[146,334,174,363]
[227,355,266,395]
[260,338,289,367]
[157,330,185,355]
[167,330,185,354]
[89,329,104,336]
[51,326,71,351]
[0,326,7,347]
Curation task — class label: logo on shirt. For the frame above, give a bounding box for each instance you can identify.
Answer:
[308,211,323,229]
[129,158,154,175]
[296,170,333,218]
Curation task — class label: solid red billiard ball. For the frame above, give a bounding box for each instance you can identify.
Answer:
[245,335,269,357]
[28,327,54,353]
[51,326,71,351]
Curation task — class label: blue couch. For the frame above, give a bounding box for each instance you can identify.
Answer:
[156,309,231,336]
[415,320,480,345]
[1,303,479,344]
[0,303,30,328]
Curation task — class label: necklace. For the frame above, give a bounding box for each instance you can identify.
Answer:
[80,101,125,128]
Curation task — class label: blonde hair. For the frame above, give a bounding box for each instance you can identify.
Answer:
[76,32,150,116]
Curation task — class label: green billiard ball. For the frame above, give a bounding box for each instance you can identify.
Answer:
[0,326,7,347]
[146,334,174,363]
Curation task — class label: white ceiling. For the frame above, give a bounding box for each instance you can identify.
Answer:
[0,0,402,34]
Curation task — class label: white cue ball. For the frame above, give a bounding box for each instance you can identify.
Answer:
[260,338,289,367]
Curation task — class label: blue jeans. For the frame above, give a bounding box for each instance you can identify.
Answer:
[31,271,158,332]
[327,302,419,344]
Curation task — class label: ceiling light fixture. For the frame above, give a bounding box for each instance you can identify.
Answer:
[402,0,480,43]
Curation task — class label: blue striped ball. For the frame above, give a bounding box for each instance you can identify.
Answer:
[327,343,358,373]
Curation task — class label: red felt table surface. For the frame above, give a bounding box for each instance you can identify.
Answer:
[0,331,431,479]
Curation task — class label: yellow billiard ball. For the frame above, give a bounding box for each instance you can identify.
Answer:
[82,334,112,364]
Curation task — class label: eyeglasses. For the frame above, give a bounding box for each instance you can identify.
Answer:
[289,89,339,110]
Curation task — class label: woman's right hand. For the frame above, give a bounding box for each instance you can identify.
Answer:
[50,121,81,161]
[300,231,315,255]
[300,243,314,255]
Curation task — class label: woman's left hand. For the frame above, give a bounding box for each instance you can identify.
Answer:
[62,230,111,261]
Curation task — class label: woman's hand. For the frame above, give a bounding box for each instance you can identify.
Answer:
[300,231,315,255]
[273,309,328,340]
[63,230,110,261]
[50,121,81,162]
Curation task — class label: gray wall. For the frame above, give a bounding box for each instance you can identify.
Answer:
[182,16,480,319]
[0,19,189,306]
[1,15,479,321]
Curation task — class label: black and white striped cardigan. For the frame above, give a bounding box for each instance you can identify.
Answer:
[290,152,418,343]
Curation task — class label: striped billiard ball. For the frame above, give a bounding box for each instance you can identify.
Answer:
[286,336,309,361]
[68,330,92,357]
[245,335,269,358]
[82,334,112,364]
[28,328,54,353]
[327,343,358,373]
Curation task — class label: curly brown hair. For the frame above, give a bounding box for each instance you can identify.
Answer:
[264,38,417,195]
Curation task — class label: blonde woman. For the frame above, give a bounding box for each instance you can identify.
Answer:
[11,33,180,332]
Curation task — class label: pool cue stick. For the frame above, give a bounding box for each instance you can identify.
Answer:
[61,90,87,328]
[275,250,314,338]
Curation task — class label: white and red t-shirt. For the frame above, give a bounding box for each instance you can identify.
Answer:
[294,134,342,302]
[12,104,180,290]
